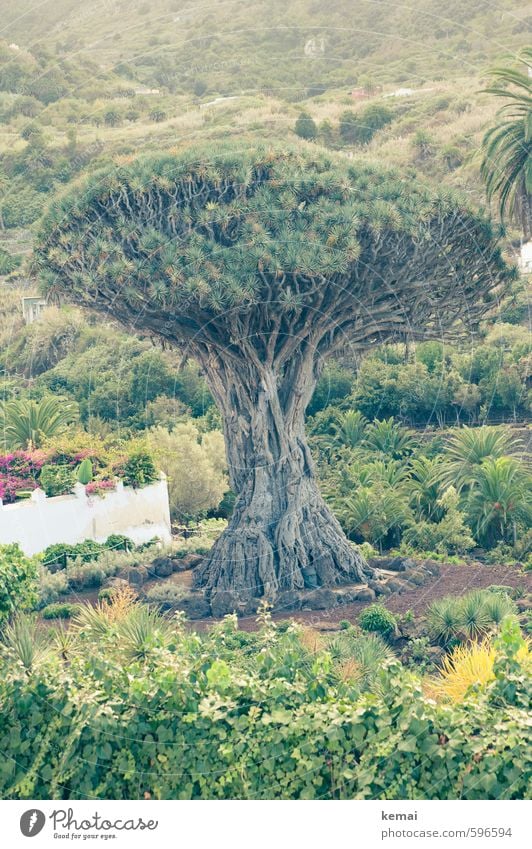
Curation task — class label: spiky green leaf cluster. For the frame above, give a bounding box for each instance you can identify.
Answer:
[35,142,511,349]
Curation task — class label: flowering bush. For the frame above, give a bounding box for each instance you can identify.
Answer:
[85,479,117,497]
[0,437,158,503]
[0,450,45,503]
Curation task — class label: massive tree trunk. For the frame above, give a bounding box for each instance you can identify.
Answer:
[193,345,368,601]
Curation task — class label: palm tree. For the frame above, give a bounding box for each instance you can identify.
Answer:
[480,48,532,239]
[439,425,520,492]
[0,397,78,450]
[408,456,444,521]
[363,417,416,459]
[466,456,531,546]
[330,409,367,450]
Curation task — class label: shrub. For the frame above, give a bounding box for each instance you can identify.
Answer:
[39,464,76,497]
[41,542,77,569]
[148,424,227,520]
[119,448,158,488]
[145,584,186,606]
[429,630,530,703]
[403,486,475,555]
[0,544,38,628]
[65,558,107,591]
[98,587,117,602]
[41,540,104,569]
[41,602,78,620]
[358,604,397,637]
[105,534,134,553]
[294,111,317,140]
[429,640,497,702]
[38,566,69,607]
[86,479,116,497]
[0,608,529,799]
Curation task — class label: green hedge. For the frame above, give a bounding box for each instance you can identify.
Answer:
[0,544,37,629]
[0,618,529,800]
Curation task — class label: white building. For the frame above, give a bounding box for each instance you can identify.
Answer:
[519,241,532,273]
[21,296,47,324]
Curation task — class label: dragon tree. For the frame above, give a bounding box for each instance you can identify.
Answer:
[35,144,512,601]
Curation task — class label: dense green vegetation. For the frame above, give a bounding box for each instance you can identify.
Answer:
[0,0,530,803]
[0,599,529,799]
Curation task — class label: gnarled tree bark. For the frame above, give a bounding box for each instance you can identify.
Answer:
[193,345,368,599]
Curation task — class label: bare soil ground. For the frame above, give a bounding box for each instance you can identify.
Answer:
[193,562,531,633]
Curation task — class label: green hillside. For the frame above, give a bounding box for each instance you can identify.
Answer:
[0,0,530,246]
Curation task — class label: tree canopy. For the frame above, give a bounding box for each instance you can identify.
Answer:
[36,142,512,361]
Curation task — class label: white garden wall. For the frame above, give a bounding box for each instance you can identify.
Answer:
[0,477,171,556]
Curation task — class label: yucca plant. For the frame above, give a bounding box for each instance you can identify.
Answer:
[1,613,50,673]
[427,589,520,646]
[72,600,115,639]
[459,591,492,641]
[117,604,175,661]
[480,47,532,239]
[483,591,517,626]
[426,597,464,645]
[0,397,78,450]
[328,630,396,692]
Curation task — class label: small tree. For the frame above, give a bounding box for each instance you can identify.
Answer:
[150,109,167,123]
[294,112,317,140]
[148,423,227,520]
[340,104,393,145]
[36,144,511,600]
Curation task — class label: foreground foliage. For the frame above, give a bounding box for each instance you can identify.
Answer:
[0,602,529,800]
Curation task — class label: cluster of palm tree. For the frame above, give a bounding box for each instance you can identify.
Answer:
[318,415,531,552]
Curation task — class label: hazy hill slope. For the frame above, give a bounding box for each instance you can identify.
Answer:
[1,0,530,100]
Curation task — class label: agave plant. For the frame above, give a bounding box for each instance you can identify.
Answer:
[0,397,78,450]
[480,47,532,239]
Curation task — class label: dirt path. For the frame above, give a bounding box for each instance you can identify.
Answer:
[193,562,531,632]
